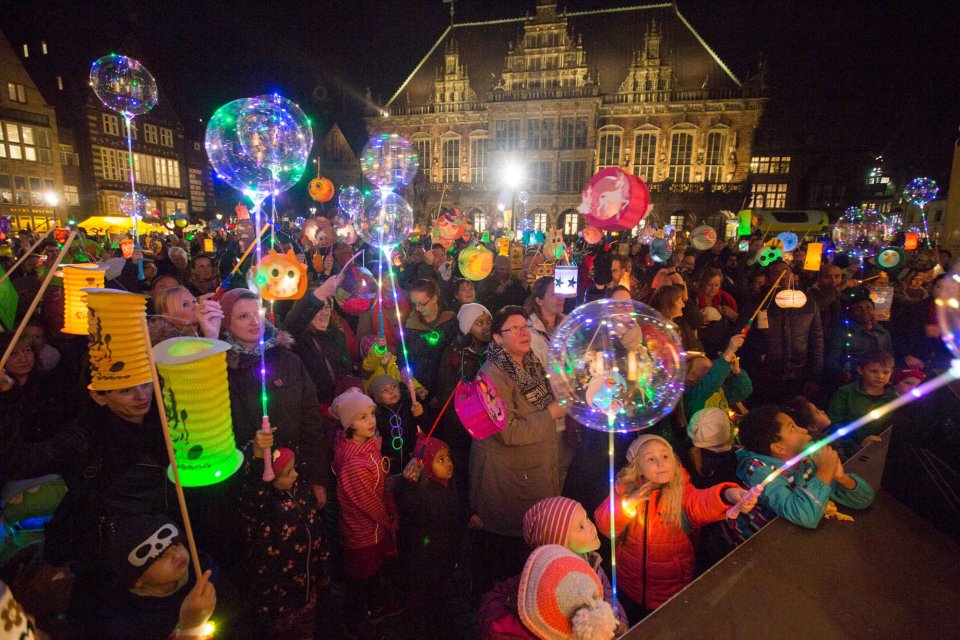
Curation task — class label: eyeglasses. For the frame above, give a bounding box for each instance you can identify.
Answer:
[412,295,436,309]
[499,321,533,335]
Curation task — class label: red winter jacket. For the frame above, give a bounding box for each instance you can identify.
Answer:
[594,471,736,610]
[333,431,397,549]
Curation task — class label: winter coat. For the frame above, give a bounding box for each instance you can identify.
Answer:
[437,340,486,468]
[398,473,465,574]
[682,358,753,419]
[725,449,874,544]
[405,309,458,397]
[0,364,78,445]
[376,390,427,475]
[827,382,899,458]
[361,345,424,395]
[282,294,354,405]
[226,330,330,487]
[594,471,738,610]
[332,431,398,549]
[356,293,411,356]
[824,322,893,377]
[238,460,326,619]
[469,358,559,538]
[527,312,562,370]
[753,296,824,383]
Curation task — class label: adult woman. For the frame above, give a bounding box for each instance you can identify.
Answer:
[651,284,703,352]
[0,333,77,443]
[219,288,330,508]
[470,306,566,593]
[697,267,738,356]
[147,286,223,345]
[524,276,565,369]
[890,269,932,371]
[356,269,411,356]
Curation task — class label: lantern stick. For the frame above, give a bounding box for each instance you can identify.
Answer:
[139,317,204,579]
[377,250,386,340]
[740,269,788,338]
[0,227,55,287]
[0,230,76,372]
[210,224,270,302]
[415,380,461,456]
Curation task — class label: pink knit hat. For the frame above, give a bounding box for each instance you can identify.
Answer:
[518,545,618,640]
[219,287,256,332]
[523,497,582,548]
[330,387,375,430]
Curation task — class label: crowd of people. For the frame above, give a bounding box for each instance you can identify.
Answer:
[0,221,952,640]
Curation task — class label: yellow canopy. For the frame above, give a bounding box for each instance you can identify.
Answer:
[77,216,167,235]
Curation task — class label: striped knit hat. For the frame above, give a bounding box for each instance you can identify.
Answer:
[518,545,618,640]
[523,497,581,548]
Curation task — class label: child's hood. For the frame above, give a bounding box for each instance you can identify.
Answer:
[735,448,782,477]
[332,430,383,474]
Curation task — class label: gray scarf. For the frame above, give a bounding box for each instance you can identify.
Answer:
[486,341,554,411]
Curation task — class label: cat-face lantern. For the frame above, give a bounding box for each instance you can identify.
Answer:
[255,249,307,300]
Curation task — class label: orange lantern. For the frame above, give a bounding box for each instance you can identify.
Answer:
[582,226,603,245]
[120,238,134,259]
[63,264,106,335]
[254,249,308,300]
[308,177,335,203]
[458,245,494,281]
[904,232,919,251]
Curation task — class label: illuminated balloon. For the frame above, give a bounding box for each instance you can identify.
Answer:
[518,191,530,205]
[356,190,413,250]
[307,177,334,203]
[338,186,364,217]
[334,215,358,245]
[518,218,535,232]
[360,134,419,190]
[205,94,313,198]
[936,262,960,360]
[650,238,672,263]
[547,299,686,432]
[832,207,885,258]
[89,54,158,116]
[903,177,939,206]
[119,191,149,218]
[335,264,377,315]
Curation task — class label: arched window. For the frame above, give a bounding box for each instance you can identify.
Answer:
[560,208,581,235]
[632,128,658,181]
[412,135,432,182]
[704,130,726,182]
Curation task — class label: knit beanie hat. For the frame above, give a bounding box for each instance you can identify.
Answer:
[108,514,181,588]
[414,432,451,487]
[518,545,618,640]
[369,374,399,402]
[219,287,256,332]
[891,368,925,387]
[523,497,582,548]
[626,434,672,464]
[458,302,491,335]
[271,447,295,474]
[687,408,733,452]
[330,387,376,430]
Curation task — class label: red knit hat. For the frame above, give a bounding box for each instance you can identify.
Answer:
[219,287,256,332]
[891,369,925,387]
[414,432,451,487]
[271,447,295,475]
[518,545,618,640]
[523,497,581,548]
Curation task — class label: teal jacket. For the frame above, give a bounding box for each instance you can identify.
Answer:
[726,449,875,542]
[683,358,753,417]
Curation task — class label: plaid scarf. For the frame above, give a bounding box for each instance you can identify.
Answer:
[223,323,278,356]
[486,341,554,411]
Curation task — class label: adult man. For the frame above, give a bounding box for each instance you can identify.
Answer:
[186,255,218,295]
[807,264,855,333]
[824,297,893,383]
[480,255,526,311]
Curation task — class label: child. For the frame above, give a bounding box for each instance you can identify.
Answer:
[360,335,426,399]
[686,407,738,488]
[892,368,925,395]
[782,396,832,437]
[238,445,327,636]
[369,374,426,475]
[726,405,875,545]
[682,334,752,419]
[398,434,466,638]
[827,349,898,458]
[330,387,401,637]
[98,515,217,639]
[594,435,755,622]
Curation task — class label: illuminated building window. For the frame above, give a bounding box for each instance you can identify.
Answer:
[668,132,693,182]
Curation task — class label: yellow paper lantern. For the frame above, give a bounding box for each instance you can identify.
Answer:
[153,337,244,487]
[458,245,494,281]
[63,264,106,335]
[85,288,153,391]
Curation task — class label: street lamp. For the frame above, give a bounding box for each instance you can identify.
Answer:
[44,191,61,226]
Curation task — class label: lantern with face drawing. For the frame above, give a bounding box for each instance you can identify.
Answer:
[253,249,307,300]
[577,167,650,231]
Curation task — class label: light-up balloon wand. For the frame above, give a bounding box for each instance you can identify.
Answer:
[210,223,270,301]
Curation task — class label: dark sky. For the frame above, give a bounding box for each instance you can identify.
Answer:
[4,0,959,180]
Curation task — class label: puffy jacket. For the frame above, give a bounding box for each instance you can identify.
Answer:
[332,431,397,549]
[282,294,354,405]
[594,471,736,610]
[755,297,824,382]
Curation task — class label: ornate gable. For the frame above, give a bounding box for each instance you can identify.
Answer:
[618,18,675,97]
[500,0,591,92]
[433,39,477,105]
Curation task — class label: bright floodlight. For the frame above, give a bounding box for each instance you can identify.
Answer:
[44,192,59,207]
[502,161,524,189]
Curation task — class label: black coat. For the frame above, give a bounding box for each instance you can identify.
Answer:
[404,311,458,398]
[751,297,824,383]
[283,294,354,405]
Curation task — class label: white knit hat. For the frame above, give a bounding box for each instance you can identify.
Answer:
[687,407,733,452]
[457,302,491,335]
[625,434,672,464]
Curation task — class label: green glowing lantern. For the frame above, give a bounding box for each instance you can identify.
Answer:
[153,337,244,487]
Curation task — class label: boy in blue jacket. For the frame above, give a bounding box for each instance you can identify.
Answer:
[726,405,875,544]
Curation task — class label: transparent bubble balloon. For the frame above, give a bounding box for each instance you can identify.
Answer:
[547,299,686,433]
[119,192,149,218]
[205,94,313,198]
[90,54,158,116]
[936,265,960,360]
[338,186,364,218]
[832,207,885,258]
[903,177,939,206]
[336,264,378,316]
[518,191,530,205]
[360,134,419,190]
[356,190,414,250]
[518,218,535,232]
[883,213,902,241]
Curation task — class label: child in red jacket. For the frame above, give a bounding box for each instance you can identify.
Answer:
[594,434,756,623]
[331,388,401,636]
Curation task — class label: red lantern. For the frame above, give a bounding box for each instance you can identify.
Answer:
[53,227,70,245]
[577,167,650,231]
[120,238,134,259]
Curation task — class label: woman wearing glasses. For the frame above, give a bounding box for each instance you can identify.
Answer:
[405,279,458,400]
[469,305,567,596]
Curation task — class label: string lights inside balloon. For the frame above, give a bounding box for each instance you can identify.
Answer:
[902,177,939,247]
[90,54,158,280]
[832,207,886,259]
[205,93,313,481]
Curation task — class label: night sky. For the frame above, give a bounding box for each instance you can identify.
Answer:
[4,0,959,181]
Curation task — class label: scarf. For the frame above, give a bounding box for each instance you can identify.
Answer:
[486,341,554,411]
[223,323,278,356]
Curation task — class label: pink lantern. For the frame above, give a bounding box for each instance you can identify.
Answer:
[454,372,506,440]
[577,167,650,231]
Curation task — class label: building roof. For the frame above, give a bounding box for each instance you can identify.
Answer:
[386,2,740,108]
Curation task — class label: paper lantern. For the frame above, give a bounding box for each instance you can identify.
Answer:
[434,208,466,245]
[757,246,782,267]
[85,288,152,391]
[690,225,717,250]
[253,249,307,301]
[153,338,244,487]
[458,244,494,281]
[497,237,510,256]
[876,246,905,272]
[63,264,106,335]
[738,210,752,236]
[870,285,894,321]
[577,167,650,231]
[120,237,134,258]
[307,177,335,203]
[454,371,507,440]
[776,232,799,253]
[775,289,807,309]
[53,227,70,244]
[803,242,823,271]
[582,227,603,245]
[904,232,919,251]
[554,264,579,297]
